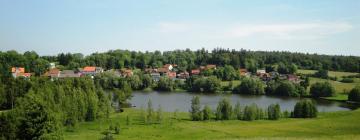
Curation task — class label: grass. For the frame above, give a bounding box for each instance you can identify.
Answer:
[220,80,241,88]
[63,108,360,140]
[297,69,358,79]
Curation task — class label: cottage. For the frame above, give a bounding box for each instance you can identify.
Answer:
[287,74,299,83]
[163,64,174,71]
[82,66,103,76]
[178,71,189,79]
[11,67,31,78]
[44,68,60,78]
[206,64,217,70]
[259,73,271,81]
[256,69,266,75]
[121,69,133,77]
[191,69,200,75]
[150,72,161,82]
[157,68,169,74]
[239,69,250,77]
[167,72,177,79]
[60,70,80,78]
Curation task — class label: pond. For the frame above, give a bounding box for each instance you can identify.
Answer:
[129,91,356,112]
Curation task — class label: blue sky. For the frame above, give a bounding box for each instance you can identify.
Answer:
[0,0,359,55]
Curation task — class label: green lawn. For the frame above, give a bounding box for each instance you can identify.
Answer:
[64,108,360,140]
[297,69,358,78]
[220,80,241,88]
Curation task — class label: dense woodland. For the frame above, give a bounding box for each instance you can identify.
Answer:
[0,48,359,78]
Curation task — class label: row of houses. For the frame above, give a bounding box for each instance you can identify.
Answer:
[239,68,300,83]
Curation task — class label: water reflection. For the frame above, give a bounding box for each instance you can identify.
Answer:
[130,91,355,112]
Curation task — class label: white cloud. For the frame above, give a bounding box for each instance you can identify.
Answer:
[226,22,353,40]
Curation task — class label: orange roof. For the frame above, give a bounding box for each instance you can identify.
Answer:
[191,69,200,74]
[49,68,60,75]
[83,66,96,72]
[11,67,25,73]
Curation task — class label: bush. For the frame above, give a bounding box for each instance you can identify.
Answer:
[348,87,360,102]
[267,104,281,120]
[340,78,354,83]
[190,96,202,121]
[293,100,317,118]
[215,98,232,120]
[310,82,335,98]
[202,105,212,120]
[314,69,328,79]
[243,104,259,121]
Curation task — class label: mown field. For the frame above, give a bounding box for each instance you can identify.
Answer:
[297,69,360,101]
[64,108,360,140]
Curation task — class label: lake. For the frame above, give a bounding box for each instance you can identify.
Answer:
[129,91,355,112]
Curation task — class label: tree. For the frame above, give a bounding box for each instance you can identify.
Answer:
[202,105,211,120]
[267,104,281,120]
[190,96,202,121]
[155,77,174,91]
[233,78,264,95]
[243,104,259,121]
[348,86,360,102]
[314,69,329,79]
[272,81,299,97]
[293,100,317,118]
[310,82,335,98]
[146,99,154,124]
[215,98,232,120]
[233,102,242,120]
[156,105,163,124]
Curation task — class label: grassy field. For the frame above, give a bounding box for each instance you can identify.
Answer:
[220,80,241,88]
[297,69,359,101]
[64,108,360,140]
[297,69,358,78]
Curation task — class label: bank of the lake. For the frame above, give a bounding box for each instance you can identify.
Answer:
[63,108,360,140]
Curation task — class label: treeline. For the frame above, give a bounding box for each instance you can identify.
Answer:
[1,48,359,77]
[0,77,120,139]
[190,96,317,121]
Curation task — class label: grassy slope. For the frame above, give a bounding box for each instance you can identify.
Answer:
[64,108,360,140]
[298,69,359,101]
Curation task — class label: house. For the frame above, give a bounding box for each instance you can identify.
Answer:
[121,69,133,77]
[49,62,56,69]
[11,67,31,78]
[269,71,279,79]
[163,64,174,71]
[44,68,60,78]
[150,72,161,82]
[287,74,299,83]
[157,68,169,74]
[82,66,103,76]
[191,69,200,75]
[178,72,189,79]
[239,69,250,77]
[206,64,217,70]
[167,72,177,79]
[256,69,266,75]
[59,70,80,78]
[259,73,271,81]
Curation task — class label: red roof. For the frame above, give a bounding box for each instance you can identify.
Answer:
[83,66,96,72]
[167,72,177,78]
[191,69,200,75]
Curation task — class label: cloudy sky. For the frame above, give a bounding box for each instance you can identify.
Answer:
[0,0,359,55]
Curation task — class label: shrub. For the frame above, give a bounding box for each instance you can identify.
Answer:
[310,82,335,98]
[293,100,317,118]
[348,87,360,102]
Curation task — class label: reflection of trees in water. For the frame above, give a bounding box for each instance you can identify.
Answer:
[340,103,360,110]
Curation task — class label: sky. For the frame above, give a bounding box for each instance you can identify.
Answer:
[0,0,359,56]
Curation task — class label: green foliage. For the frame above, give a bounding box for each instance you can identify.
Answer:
[146,99,154,124]
[155,77,175,91]
[214,65,239,81]
[243,104,259,121]
[156,105,163,124]
[348,86,360,102]
[202,105,212,120]
[233,77,265,95]
[190,96,202,121]
[340,78,354,83]
[267,104,281,120]
[233,102,242,120]
[277,62,297,74]
[190,76,221,92]
[270,81,305,97]
[310,82,335,98]
[215,98,232,120]
[314,69,329,79]
[293,100,317,118]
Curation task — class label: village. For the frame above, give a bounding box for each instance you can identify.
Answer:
[10,63,300,83]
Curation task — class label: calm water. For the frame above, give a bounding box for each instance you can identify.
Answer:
[130,91,355,112]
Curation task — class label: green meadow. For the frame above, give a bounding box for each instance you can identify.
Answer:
[64,108,360,140]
